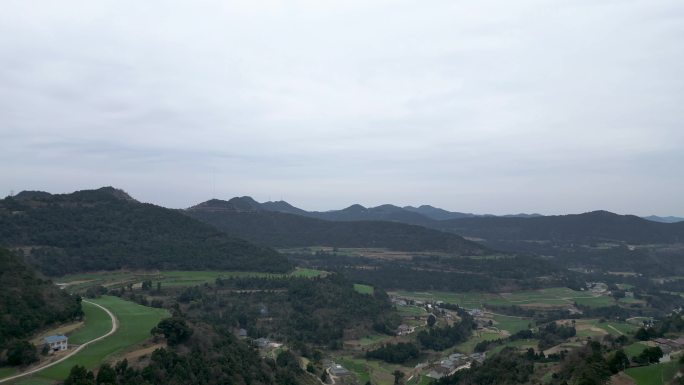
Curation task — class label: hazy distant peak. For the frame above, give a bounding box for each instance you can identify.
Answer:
[372,204,403,211]
[261,200,308,215]
[643,215,684,223]
[342,204,367,212]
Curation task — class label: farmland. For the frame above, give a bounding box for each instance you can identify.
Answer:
[59,267,327,292]
[391,287,619,309]
[626,360,680,385]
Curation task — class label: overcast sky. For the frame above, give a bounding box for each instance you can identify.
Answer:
[1,0,683,215]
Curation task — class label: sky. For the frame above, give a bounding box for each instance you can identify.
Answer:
[1,0,683,215]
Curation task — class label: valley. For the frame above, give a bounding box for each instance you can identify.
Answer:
[1,188,684,385]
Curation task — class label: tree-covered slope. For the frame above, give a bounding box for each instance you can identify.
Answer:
[0,188,291,276]
[436,210,684,244]
[186,199,490,255]
[0,247,82,351]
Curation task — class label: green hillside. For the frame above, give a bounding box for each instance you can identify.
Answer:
[0,187,291,276]
[0,247,82,351]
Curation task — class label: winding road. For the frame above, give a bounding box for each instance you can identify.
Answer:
[0,300,118,384]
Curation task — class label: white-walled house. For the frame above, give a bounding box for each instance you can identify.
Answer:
[43,335,68,352]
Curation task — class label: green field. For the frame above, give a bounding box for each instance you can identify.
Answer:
[0,367,17,379]
[67,302,112,344]
[624,342,648,358]
[60,268,327,291]
[338,357,372,384]
[626,361,679,385]
[455,331,502,354]
[354,284,374,295]
[392,287,617,309]
[16,296,169,384]
[490,339,539,355]
[491,314,531,334]
[397,306,427,317]
[356,334,393,347]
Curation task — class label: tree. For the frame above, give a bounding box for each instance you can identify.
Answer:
[96,363,116,385]
[64,365,95,385]
[607,350,630,373]
[6,340,38,366]
[393,370,405,385]
[151,317,193,345]
[427,314,436,327]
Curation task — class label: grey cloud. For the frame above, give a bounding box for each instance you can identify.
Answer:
[0,0,682,215]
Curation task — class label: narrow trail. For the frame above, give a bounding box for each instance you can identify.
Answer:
[0,300,118,384]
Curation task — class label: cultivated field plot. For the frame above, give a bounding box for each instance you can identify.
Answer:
[59,267,327,291]
[392,287,618,308]
[15,296,169,385]
[626,360,679,385]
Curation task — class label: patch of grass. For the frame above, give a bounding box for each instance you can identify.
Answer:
[626,361,679,385]
[491,315,531,334]
[490,339,538,355]
[392,287,614,309]
[0,367,17,379]
[354,284,374,295]
[67,301,112,344]
[624,342,649,358]
[397,306,426,317]
[407,375,432,385]
[26,296,169,382]
[572,296,615,307]
[338,357,371,384]
[14,378,56,385]
[357,334,392,347]
[455,331,501,354]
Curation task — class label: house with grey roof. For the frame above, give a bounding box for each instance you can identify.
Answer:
[43,335,68,353]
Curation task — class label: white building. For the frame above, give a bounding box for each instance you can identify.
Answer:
[44,335,68,352]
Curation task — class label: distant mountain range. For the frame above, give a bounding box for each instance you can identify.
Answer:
[642,215,684,224]
[197,196,684,245]
[185,198,490,255]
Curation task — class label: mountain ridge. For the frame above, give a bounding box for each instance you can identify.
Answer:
[186,198,491,255]
[0,188,291,275]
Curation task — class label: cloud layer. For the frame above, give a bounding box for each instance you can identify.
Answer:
[1,0,683,215]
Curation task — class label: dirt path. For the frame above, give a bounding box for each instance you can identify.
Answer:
[0,300,118,384]
[606,324,624,335]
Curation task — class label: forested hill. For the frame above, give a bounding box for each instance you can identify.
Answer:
[0,247,82,351]
[186,199,490,255]
[0,187,291,276]
[436,210,684,244]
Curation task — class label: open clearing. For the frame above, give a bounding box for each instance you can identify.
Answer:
[353,284,374,295]
[14,296,168,384]
[59,267,327,291]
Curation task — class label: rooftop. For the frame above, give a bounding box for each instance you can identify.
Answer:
[44,335,67,344]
